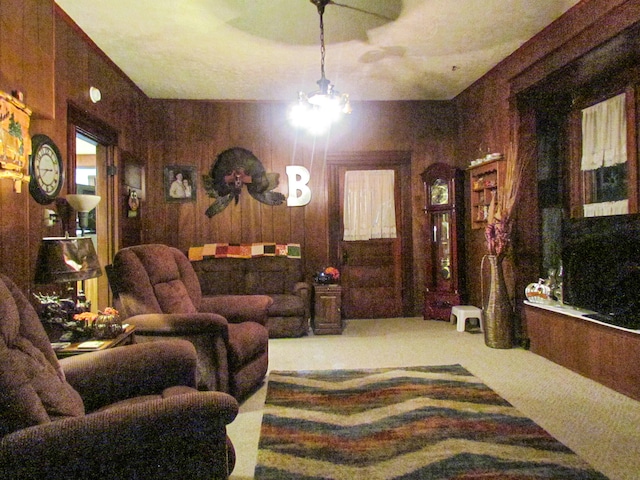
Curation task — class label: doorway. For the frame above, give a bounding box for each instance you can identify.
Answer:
[67,105,119,311]
[328,151,413,318]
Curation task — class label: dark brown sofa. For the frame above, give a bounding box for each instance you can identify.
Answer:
[191,255,311,338]
[108,244,270,401]
[0,273,237,479]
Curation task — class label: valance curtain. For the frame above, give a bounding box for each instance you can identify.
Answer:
[343,170,397,241]
[581,93,627,171]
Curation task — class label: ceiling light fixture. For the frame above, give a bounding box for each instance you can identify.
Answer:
[289,0,351,135]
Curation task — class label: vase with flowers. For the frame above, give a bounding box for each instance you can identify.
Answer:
[315,266,340,284]
[482,140,531,349]
[73,307,123,340]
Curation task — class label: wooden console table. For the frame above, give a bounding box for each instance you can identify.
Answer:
[53,324,136,358]
[523,302,640,401]
[312,284,343,335]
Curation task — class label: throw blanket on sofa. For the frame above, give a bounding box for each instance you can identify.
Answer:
[189,243,301,261]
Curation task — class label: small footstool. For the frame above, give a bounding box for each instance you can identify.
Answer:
[450,305,483,332]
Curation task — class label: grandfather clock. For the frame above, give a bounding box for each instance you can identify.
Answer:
[421,163,465,321]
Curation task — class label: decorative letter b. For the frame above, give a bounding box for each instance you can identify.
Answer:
[286,166,311,206]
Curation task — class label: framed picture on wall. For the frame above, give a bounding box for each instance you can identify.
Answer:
[164,165,196,203]
[122,151,145,201]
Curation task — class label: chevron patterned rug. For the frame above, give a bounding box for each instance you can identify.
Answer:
[254,364,608,479]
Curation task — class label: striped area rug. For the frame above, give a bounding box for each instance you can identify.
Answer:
[254,364,608,479]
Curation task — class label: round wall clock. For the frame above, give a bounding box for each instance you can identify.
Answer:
[29,134,64,205]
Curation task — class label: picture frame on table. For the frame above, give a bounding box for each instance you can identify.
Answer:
[164,165,196,203]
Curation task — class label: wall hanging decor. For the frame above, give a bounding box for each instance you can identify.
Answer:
[0,90,32,192]
[202,147,285,217]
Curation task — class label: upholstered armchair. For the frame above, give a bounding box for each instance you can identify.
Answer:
[108,244,271,400]
[0,273,237,479]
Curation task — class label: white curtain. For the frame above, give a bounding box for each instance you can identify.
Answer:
[581,93,627,171]
[343,170,397,241]
[583,199,628,217]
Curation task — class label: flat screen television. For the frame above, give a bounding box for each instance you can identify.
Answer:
[562,214,640,329]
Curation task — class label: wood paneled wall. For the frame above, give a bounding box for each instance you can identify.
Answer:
[0,1,149,295]
[2,0,639,321]
[454,0,640,339]
[142,100,457,314]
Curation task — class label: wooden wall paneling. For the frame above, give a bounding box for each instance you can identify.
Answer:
[510,0,639,96]
[144,140,168,244]
[305,141,330,276]
[126,99,458,309]
[0,180,32,293]
[0,0,24,88]
[0,0,55,118]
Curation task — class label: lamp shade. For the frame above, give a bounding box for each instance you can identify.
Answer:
[34,237,103,284]
[66,194,101,212]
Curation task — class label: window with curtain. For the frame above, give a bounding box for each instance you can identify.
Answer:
[343,170,397,241]
[581,92,628,217]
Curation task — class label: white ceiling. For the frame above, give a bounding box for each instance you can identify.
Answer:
[55,0,581,102]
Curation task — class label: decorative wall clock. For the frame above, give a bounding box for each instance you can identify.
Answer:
[29,134,64,205]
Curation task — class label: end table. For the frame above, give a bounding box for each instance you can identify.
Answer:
[312,284,343,334]
[53,324,136,358]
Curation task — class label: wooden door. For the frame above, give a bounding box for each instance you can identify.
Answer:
[328,152,413,319]
[339,239,402,318]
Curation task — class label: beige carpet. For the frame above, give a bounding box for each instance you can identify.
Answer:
[227,317,640,480]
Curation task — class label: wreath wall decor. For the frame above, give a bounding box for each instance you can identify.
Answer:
[202,147,285,217]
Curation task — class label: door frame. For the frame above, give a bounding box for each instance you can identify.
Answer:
[327,151,414,316]
[67,104,120,308]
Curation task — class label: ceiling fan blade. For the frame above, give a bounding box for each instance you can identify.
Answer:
[327,1,396,22]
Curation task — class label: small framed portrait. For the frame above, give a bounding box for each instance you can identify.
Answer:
[164,165,196,203]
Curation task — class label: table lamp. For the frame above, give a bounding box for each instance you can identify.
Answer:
[35,236,102,284]
[34,237,103,339]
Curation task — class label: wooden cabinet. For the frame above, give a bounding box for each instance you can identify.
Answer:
[421,163,464,321]
[524,303,640,401]
[312,284,343,334]
[468,158,505,230]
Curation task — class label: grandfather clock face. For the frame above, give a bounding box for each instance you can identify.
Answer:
[430,178,449,206]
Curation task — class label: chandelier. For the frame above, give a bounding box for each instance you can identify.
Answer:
[289,0,351,135]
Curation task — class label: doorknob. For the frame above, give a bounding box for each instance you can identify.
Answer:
[342,251,349,264]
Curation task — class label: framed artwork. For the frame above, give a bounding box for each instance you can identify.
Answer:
[122,151,145,200]
[164,165,196,203]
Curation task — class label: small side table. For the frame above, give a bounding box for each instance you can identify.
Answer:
[53,324,136,358]
[312,284,343,335]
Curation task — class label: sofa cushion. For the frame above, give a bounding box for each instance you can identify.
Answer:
[268,294,305,317]
[195,258,247,295]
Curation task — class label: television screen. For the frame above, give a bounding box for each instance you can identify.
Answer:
[562,214,640,330]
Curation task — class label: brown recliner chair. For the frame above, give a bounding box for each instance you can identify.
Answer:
[0,273,237,479]
[109,244,271,401]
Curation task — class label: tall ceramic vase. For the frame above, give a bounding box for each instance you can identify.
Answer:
[483,254,513,349]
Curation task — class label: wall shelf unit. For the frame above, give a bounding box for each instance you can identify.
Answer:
[468,158,505,230]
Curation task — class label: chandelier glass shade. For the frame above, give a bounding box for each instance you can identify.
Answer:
[289,0,351,135]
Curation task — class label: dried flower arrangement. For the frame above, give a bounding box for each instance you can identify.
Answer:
[484,139,532,259]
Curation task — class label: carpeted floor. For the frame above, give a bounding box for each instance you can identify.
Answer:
[227,318,640,480]
[254,364,608,479]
